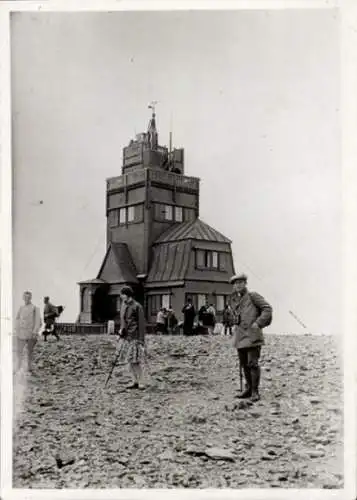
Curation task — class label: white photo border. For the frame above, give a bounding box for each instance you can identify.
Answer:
[1,1,355,499]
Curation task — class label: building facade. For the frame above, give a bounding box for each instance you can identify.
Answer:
[78,109,235,325]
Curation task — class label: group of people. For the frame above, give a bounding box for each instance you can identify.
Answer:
[181,299,235,336]
[14,293,63,372]
[13,273,272,403]
[155,307,178,334]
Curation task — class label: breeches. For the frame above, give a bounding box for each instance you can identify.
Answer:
[238,346,261,369]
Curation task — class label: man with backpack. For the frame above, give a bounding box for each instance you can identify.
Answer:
[230,273,273,402]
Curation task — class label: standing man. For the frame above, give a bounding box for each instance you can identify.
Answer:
[182,297,196,336]
[14,291,42,373]
[230,274,272,402]
[43,296,61,341]
[222,303,233,336]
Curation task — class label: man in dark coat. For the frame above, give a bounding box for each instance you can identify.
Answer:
[230,273,272,402]
[182,297,196,336]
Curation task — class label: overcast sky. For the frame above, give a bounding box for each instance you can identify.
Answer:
[11,9,340,335]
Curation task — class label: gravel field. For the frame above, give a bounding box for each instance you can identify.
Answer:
[13,333,343,489]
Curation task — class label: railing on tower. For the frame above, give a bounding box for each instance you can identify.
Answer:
[107,168,199,192]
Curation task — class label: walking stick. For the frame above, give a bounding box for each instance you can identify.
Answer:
[104,350,122,388]
[238,354,243,392]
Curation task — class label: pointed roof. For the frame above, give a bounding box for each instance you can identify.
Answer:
[154,218,232,245]
[97,243,138,284]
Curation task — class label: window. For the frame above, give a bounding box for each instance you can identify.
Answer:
[127,206,135,222]
[198,294,207,309]
[212,251,218,269]
[175,206,183,222]
[108,210,119,228]
[196,250,206,268]
[196,250,223,270]
[184,208,195,222]
[162,294,171,310]
[164,205,173,221]
[148,294,171,316]
[119,208,126,224]
[216,295,226,313]
[185,293,208,312]
[134,204,144,222]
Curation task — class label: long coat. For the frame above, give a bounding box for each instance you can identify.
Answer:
[120,299,145,343]
[231,290,272,349]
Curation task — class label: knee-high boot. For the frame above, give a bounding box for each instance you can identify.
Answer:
[250,365,261,402]
[237,365,252,398]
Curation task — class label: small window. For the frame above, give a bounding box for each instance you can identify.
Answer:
[212,251,218,269]
[127,206,135,222]
[216,295,225,312]
[184,207,195,222]
[198,294,207,309]
[134,204,144,222]
[175,206,183,222]
[108,210,119,228]
[196,250,206,268]
[164,205,173,221]
[162,294,170,310]
[119,208,126,224]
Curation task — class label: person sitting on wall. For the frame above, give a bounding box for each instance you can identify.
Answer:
[182,297,196,336]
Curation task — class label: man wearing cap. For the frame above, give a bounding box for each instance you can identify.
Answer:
[14,291,42,373]
[230,273,272,402]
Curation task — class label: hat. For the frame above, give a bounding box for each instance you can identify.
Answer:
[230,273,248,284]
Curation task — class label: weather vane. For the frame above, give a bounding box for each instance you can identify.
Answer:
[148,100,158,115]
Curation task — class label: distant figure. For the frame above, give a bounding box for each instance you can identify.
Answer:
[182,297,196,336]
[167,308,178,335]
[230,273,272,402]
[14,291,42,373]
[206,304,216,335]
[198,304,207,325]
[222,304,233,336]
[43,297,63,341]
[156,308,167,334]
[116,286,146,390]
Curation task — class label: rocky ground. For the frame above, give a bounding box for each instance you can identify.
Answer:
[13,333,343,489]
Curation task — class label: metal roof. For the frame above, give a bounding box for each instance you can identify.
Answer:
[146,240,192,284]
[154,218,231,244]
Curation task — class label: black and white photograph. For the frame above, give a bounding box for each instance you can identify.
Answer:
[1,0,356,497]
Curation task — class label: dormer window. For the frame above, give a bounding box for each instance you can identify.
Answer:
[195,250,222,270]
[164,205,173,221]
[175,206,183,222]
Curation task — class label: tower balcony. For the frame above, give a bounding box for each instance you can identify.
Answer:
[107,168,200,193]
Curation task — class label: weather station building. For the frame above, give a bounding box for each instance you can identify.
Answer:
[78,106,235,326]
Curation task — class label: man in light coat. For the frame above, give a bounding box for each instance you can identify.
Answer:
[230,274,272,402]
[14,291,42,373]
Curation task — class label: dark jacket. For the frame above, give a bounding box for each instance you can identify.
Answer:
[222,306,233,326]
[44,302,58,326]
[120,298,145,343]
[231,289,272,349]
[182,303,195,324]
